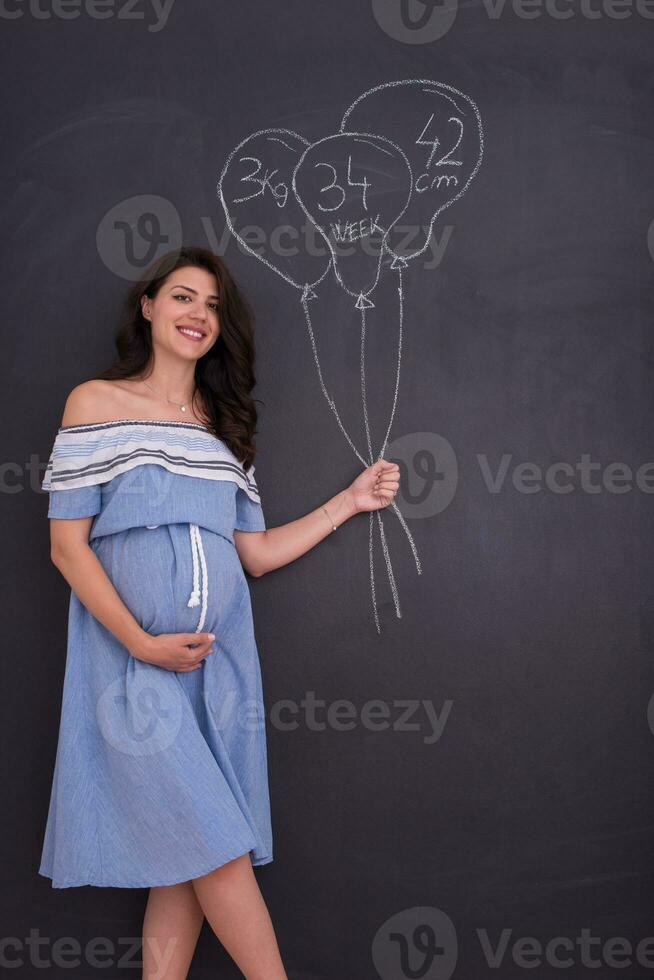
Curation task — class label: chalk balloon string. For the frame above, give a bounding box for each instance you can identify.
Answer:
[301,271,422,633]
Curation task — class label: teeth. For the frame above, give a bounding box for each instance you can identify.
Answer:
[178,327,203,339]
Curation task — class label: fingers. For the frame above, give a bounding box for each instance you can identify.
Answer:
[180,632,215,646]
[375,475,400,494]
[177,633,216,670]
[374,462,400,487]
[375,471,400,507]
[183,637,214,654]
[185,640,214,659]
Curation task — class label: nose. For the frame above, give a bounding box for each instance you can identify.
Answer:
[189,303,207,322]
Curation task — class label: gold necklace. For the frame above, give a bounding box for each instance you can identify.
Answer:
[143,379,196,414]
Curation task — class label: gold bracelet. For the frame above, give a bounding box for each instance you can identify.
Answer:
[322,505,337,532]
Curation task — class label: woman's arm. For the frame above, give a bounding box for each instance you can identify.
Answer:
[49,520,215,671]
[234,459,400,578]
[50,519,153,656]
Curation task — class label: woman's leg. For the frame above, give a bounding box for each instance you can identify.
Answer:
[191,853,287,980]
[142,880,205,980]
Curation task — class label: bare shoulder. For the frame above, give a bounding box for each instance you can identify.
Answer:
[60,380,121,427]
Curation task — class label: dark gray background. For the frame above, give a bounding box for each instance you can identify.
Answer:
[2,1,653,978]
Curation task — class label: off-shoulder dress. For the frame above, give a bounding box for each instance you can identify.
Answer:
[39,419,273,889]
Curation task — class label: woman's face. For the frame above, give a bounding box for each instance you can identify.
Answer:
[140,265,221,361]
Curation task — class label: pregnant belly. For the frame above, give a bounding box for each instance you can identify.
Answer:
[91,523,249,638]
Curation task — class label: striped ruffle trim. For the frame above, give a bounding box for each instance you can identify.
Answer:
[41,419,261,504]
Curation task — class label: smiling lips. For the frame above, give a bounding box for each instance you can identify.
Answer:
[176,325,206,342]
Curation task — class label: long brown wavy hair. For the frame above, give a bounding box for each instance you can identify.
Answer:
[95,246,263,472]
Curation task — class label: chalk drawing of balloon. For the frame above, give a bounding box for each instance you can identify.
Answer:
[341,80,483,263]
[218,129,331,292]
[292,132,412,305]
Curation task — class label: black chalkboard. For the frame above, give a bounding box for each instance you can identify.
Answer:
[4,2,653,978]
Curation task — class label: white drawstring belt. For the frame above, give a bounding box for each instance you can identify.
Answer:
[145,522,208,633]
[186,523,209,633]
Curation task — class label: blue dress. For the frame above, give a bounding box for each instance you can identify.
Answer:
[39,419,273,889]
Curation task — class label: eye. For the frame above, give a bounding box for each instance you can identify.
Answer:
[174,293,219,312]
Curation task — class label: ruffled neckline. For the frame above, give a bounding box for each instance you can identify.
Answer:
[58,418,213,434]
[44,417,261,502]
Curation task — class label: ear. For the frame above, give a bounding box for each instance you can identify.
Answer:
[140,295,151,321]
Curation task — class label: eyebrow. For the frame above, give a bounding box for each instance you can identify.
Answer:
[169,283,220,301]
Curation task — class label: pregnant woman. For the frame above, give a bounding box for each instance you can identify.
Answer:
[39,246,399,979]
